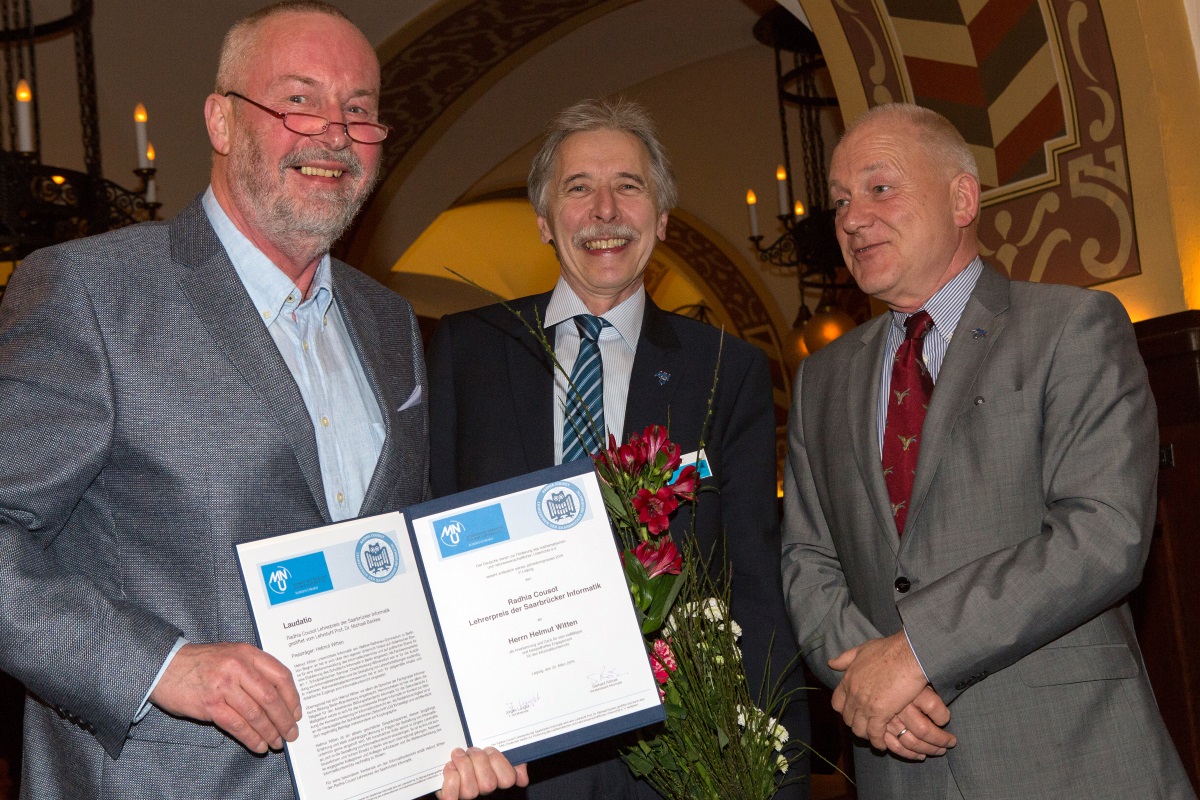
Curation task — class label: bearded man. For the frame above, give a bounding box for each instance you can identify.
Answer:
[0,3,522,798]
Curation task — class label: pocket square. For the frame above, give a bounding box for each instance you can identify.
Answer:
[397,385,423,412]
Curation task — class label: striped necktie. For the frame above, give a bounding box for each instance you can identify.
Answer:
[562,314,609,462]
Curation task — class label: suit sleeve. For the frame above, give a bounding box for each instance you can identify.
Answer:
[0,249,183,757]
[781,360,886,690]
[899,290,1158,702]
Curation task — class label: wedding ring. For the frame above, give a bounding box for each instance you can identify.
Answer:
[897,728,908,738]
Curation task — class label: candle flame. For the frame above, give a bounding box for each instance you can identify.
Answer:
[776,165,787,181]
[146,143,156,161]
[15,80,31,102]
[746,190,757,205]
[794,200,805,216]
[134,103,148,122]
[51,175,65,185]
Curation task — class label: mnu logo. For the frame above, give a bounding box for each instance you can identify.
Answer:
[440,520,465,549]
[266,565,292,595]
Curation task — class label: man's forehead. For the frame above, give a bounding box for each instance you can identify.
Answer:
[246,11,379,90]
[555,130,651,175]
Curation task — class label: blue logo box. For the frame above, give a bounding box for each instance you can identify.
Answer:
[261,551,334,606]
[432,503,510,559]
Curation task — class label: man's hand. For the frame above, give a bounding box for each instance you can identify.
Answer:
[829,632,928,749]
[436,747,528,800]
[882,686,957,760]
[149,642,301,753]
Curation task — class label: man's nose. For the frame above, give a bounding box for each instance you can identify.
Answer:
[313,114,351,150]
[591,185,618,222]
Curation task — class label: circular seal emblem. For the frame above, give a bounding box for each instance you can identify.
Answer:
[536,480,586,530]
[355,532,399,583]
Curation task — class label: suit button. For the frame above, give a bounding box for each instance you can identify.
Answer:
[894,577,911,593]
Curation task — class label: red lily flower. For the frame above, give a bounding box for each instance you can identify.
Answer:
[633,486,679,534]
[633,539,682,578]
[670,464,698,501]
[650,638,677,683]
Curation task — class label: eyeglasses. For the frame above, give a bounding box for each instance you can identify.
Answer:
[224,91,391,144]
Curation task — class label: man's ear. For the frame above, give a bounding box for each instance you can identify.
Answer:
[536,216,554,246]
[656,210,669,242]
[205,94,233,155]
[951,172,980,229]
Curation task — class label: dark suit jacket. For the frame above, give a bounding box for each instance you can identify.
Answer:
[782,265,1194,799]
[0,196,429,799]
[428,290,808,800]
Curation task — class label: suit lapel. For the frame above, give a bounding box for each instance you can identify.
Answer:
[506,294,556,470]
[173,199,331,522]
[847,314,901,551]
[906,266,1011,533]
[623,297,685,441]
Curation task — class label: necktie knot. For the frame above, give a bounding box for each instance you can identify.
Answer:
[904,310,933,341]
[575,314,606,342]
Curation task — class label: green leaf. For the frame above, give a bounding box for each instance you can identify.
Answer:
[640,563,688,632]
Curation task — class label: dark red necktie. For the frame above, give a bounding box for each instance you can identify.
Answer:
[882,310,934,536]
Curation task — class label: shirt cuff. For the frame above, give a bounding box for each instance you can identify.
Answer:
[903,628,930,683]
[133,637,188,724]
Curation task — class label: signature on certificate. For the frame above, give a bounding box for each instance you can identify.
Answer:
[588,666,627,689]
[505,694,541,716]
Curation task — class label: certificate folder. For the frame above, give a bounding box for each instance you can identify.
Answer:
[236,460,665,800]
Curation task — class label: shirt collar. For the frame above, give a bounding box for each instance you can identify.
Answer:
[202,187,333,327]
[890,257,984,341]
[544,277,644,353]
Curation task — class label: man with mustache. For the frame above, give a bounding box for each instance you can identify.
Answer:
[427,98,809,799]
[0,2,522,798]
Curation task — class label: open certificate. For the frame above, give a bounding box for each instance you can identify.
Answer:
[236,461,664,800]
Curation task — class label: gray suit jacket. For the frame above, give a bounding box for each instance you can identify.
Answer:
[781,265,1195,798]
[0,197,428,799]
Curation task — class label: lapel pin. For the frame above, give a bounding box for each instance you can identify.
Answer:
[971,328,988,339]
[655,370,671,385]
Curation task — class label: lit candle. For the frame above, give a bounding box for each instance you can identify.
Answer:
[145,142,157,203]
[794,200,805,218]
[15,80,33,153]
[135,103,149,168]
[746,190,760,238]
[776,165,789,217]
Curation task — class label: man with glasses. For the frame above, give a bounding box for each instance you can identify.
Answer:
[0,2,522,798]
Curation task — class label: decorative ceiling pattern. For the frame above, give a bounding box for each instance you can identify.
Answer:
[830,0,1139,287]
[376,0,623,184]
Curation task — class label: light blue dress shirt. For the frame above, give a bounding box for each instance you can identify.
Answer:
[202,188,384,521]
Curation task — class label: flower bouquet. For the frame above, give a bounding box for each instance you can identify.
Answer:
[592,425,796,799]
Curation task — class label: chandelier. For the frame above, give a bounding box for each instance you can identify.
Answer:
[746,8,864,359]
[0,0,158,302]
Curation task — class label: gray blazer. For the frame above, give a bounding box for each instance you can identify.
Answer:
[781,265,1195,798]
[0,197,429,799]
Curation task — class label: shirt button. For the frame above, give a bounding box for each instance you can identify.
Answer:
[287,293,296,303]
[321,416,329,427]
[336,492,344,503]
[303,341,309,352]
[262,310,271,319]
